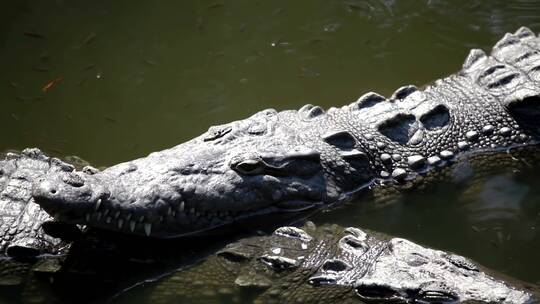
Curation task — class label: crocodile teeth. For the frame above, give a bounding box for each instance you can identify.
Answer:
[144,223,152,236]
[172,211,176,217]
[96,212,102,221]
[118,219,124,229]
[103,209,110,216]
[125,213,132,221]
[179,201,185,212]
[106,217,112,224]
[167,207,172,216]
[130,220,136,232]
[85,214,90,222]
[114,211,120,219]
[138,215,145,223]
[95,199,102,211]
[159,216,164,222]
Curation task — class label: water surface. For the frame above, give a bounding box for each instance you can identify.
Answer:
[1,0,540,302]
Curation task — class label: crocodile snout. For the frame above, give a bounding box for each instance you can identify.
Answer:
[32,171,108,220]
[33,179,60,199]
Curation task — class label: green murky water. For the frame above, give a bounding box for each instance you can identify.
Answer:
[1,0,540,303]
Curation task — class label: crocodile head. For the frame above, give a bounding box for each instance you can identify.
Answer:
[33,109,375,237]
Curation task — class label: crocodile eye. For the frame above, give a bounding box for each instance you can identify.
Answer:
[204,125,232,141]
[233,159,265,175]
[248,122,266,135]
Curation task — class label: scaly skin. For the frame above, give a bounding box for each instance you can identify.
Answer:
[119,223,538,304]
[32,27,540,237]
[0,148,538,302]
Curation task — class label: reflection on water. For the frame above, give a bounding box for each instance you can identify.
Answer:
[1,0,540,302]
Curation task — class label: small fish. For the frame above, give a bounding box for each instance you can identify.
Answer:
[83,32,96,45]
[42,77,64,92]
[23,31,44,39]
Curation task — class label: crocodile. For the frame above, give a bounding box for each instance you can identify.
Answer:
[116,223,539,304]
[0,148,537,303]
[31,27,540,238]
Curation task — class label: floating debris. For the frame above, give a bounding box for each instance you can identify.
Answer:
[143,59,157,66]
[206,3,224,10]
[39,54,50,61]
[239,23,246,32]
[196,16,204,32]
[298,67,320,78]
[308,38,324,44]
[496,231,504,245]
[33,66,49,72]
[271,38,290,47]
[77,77,88,86]
[42,76,64,92]
[83,64,95,71]
[23,31,44,39]
[45,147,63,154]
[10,113,19,121]
[15,96,43,102]
[9,82,17,88]
[324,23,341,32]
[272,8,284,15]
[15,96,34,101]
[346,2,365,11]
[83,32,96,45]
[104,116,117,123]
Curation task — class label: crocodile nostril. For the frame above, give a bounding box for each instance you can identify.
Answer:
[33,180,60,201]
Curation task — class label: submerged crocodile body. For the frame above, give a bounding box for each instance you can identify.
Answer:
[118,223,539,304]
[1,183,538,304]
[32,27,540,237]
[0,149,80,258]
